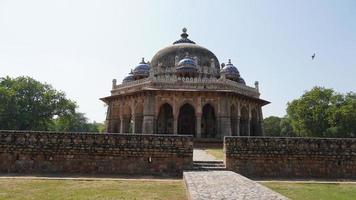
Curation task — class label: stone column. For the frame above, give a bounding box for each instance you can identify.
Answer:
[237,101,241,136]
[105,102,112,132]
[196,97,202,138]
[142,94,155,134]
[236,116,240,136]
[247,104,251,136]
[173,116,178,135]
[219,97,231,138]
[196,114,202,138]
[119,117,124,133]
[132,114,136,134]
[259,107,264,136]
[105,120,111,133]
[219,116,231,137]
[247,118,251,136]
[173,99,178,135]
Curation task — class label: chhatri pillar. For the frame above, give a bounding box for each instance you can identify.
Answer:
[142,94,155,134]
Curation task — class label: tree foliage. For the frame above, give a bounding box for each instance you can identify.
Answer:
[279,117,294,137]
[0,76,104,132]
[0,76,75,130]
[52,113,105,132]
[263,116,294,137]
[263,116,282,136]
[286,87,356,137]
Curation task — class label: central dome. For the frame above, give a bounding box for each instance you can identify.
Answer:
[150,28,220,75]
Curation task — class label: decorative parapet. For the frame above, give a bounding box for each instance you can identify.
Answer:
[113,77,152,89]
[111,76,260,97]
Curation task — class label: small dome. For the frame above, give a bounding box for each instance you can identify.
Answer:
[221,59,240,82]
[238,77,246,84]
[133,58,150,79]
[178,57,196,67]
[122,72,134,83]
[176,55,198,77]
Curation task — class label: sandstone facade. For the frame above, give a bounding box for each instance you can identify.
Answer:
[101,29,269,139]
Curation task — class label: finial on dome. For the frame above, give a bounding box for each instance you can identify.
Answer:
[173,27,195,44]
[181,27,188,38]
[141,57,145,64]
[228,59,231,64]
[185,52,189,57]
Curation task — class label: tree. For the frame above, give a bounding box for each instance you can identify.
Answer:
[286,87,356,137]
[52,112,105,132]
[279,117,294,137]
[327,92,356,137]
[0,76,105,132]
[263,116,294,137]
[0,76,75,130]
[263,116,282,136]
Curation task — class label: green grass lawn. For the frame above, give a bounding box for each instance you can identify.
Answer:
[263,182,356,200]
[204,148,224,160]
[0,179,187,200]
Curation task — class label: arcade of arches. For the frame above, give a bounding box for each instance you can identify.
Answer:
[104,91,265,139]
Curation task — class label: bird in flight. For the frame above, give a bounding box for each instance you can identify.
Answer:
[311,53,316,60]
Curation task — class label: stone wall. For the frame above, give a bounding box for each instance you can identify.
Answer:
[0,130,193,177]
[224,137,356,179]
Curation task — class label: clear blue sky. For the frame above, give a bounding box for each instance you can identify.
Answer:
[1,0,355,122]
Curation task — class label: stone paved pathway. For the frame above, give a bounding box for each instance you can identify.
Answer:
[184,171,288,200]
[193,148,218,161]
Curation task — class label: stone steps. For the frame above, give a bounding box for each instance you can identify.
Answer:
[192,160,226,171]
[194,160,224,164]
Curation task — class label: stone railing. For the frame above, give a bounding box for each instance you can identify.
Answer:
[224,136,356,179]
[0,130,193,177]
[112,76,259,97]
[113,77,152,89]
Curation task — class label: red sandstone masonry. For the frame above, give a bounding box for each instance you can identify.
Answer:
[224,137,356,179]
[0,130,193,177]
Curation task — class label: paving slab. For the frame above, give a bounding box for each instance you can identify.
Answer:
[184,171,288,200]
[193,149,217,161]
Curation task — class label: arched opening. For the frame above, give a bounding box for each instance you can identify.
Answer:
[123,106,133,133]
[202,104,216,138]
[178,103,196,136]
[250,108,259,136]
[240,107,249,136]
[230,104,238,136]
[157,103,174,134]
[134,103,143,134]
